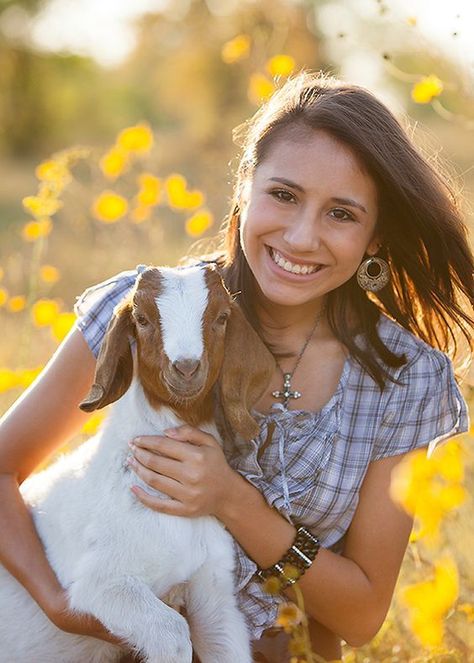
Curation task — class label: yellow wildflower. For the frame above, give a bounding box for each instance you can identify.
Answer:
[457,603,474,623]
[0,287,7,307]
[82,412,105,435]
[262,576,282,595]
[137,174,162,207]
[248,73,275,105]
[22,195,62,218]
[221,34,251,64]
[31,299,61,327]
[51,312,76,342]
[267,54,296,78]
[8,295,26,312]
[0,368,20,393]
[130,206,152,223]
[400,556,458,648]
[22,218,53,242]
[276,602,303,632]
[411,75,443,104]
[117,124,154,153]
[92,191,128,223]
[40,265,61,284]
[17,367,42,388]
[35,160,71,187]
[185,210,213,237]
[166,174,204,210]
[100,147,129,180]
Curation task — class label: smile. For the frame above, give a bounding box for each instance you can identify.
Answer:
[268,247,324,275]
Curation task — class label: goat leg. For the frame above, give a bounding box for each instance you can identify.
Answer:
[185,560,252,663]
[68,573,193,663]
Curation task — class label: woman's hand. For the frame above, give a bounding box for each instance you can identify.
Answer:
[127,425,236,518]
[48,589,125,646]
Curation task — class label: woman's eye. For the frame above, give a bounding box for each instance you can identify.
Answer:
[330,208,354,222]
[271,189,296,203]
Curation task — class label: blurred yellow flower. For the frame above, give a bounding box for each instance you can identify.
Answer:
[166,174,204,210]
[22,195,62,218]
[276,602,303,632]
[51,312,76,342]
[82,412,105,435]
[0,287,7,307]
[400,556,458,648]
[117,124,154,153]
[248,73,275,105]
[31,299,61,327]
[137,174,162,207]
[40,265,61,284]
[262,576,282,595]
[185,210,213,237]
[100,147,129,180]
[22,218,53,242]
[267,54,296,78]
[130,206,152,224]
[407,16,417,26]
[221,34,251,63]
[458,603,474,623]
[411,75,443,104]
[0,368,20,393]
[92,191,128,223]
[17,366,42,388]
[35,160,71,187]
[8,295,26,312]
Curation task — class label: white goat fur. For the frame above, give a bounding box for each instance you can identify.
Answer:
[0,266,254,663]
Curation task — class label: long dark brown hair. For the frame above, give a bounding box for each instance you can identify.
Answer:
[190,72,474,389]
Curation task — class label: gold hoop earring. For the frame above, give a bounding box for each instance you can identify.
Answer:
[357,256,390,292]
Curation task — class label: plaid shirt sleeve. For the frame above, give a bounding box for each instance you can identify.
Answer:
[73,266,144,358]
[371,346,469,461]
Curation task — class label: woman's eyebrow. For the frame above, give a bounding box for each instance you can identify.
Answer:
[331,197,368,214]
[269,177,304,192]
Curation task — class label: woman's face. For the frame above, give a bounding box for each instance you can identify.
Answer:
[239,129,380,312]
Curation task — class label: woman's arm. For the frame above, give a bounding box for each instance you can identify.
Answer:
[128,427,413,648]
[0,326,121,643]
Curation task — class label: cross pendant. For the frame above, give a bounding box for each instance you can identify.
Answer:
[272,372,302,408]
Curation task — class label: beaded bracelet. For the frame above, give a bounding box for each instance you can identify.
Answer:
[255,526,321,590]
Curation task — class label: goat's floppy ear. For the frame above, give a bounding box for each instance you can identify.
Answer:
[80,298,135,412]
[219,302,275,441]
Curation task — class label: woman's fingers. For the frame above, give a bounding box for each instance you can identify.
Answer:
[130,446,183,480]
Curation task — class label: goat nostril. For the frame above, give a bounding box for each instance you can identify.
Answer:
[173,359,201,379]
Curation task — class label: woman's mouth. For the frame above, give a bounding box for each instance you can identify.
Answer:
[267,247,325,275]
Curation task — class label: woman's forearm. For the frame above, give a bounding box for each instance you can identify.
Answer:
[217,470,373,647]
[0,474,63,618]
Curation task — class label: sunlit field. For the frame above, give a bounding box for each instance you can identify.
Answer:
[0,1,473,661]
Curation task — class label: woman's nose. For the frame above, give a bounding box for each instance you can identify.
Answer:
[282,212,321,253]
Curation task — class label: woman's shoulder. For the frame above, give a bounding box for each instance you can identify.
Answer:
[375,312,454,379]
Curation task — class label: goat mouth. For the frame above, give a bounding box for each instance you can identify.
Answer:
[162,375,205,400]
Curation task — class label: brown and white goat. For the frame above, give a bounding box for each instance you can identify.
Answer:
[0,264,275,663]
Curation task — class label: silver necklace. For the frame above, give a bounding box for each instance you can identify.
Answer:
[272,307,326,409]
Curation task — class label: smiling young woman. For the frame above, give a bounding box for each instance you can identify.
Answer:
[0,72,472,663]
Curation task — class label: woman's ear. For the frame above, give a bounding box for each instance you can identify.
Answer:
[218,302,275,440]
[80,298,135,412]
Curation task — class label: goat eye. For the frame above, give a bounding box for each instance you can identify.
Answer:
[216,312,229,326]
[135,314,149,327]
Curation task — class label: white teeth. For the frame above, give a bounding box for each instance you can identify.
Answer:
[270,249,321,275]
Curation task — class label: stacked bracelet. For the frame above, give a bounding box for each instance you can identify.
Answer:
[255,526,321,590]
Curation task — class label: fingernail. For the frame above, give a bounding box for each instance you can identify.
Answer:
[164,428,178,436]
[128,441,136,450]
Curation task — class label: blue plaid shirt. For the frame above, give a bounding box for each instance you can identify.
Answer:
[74,266,470,639]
